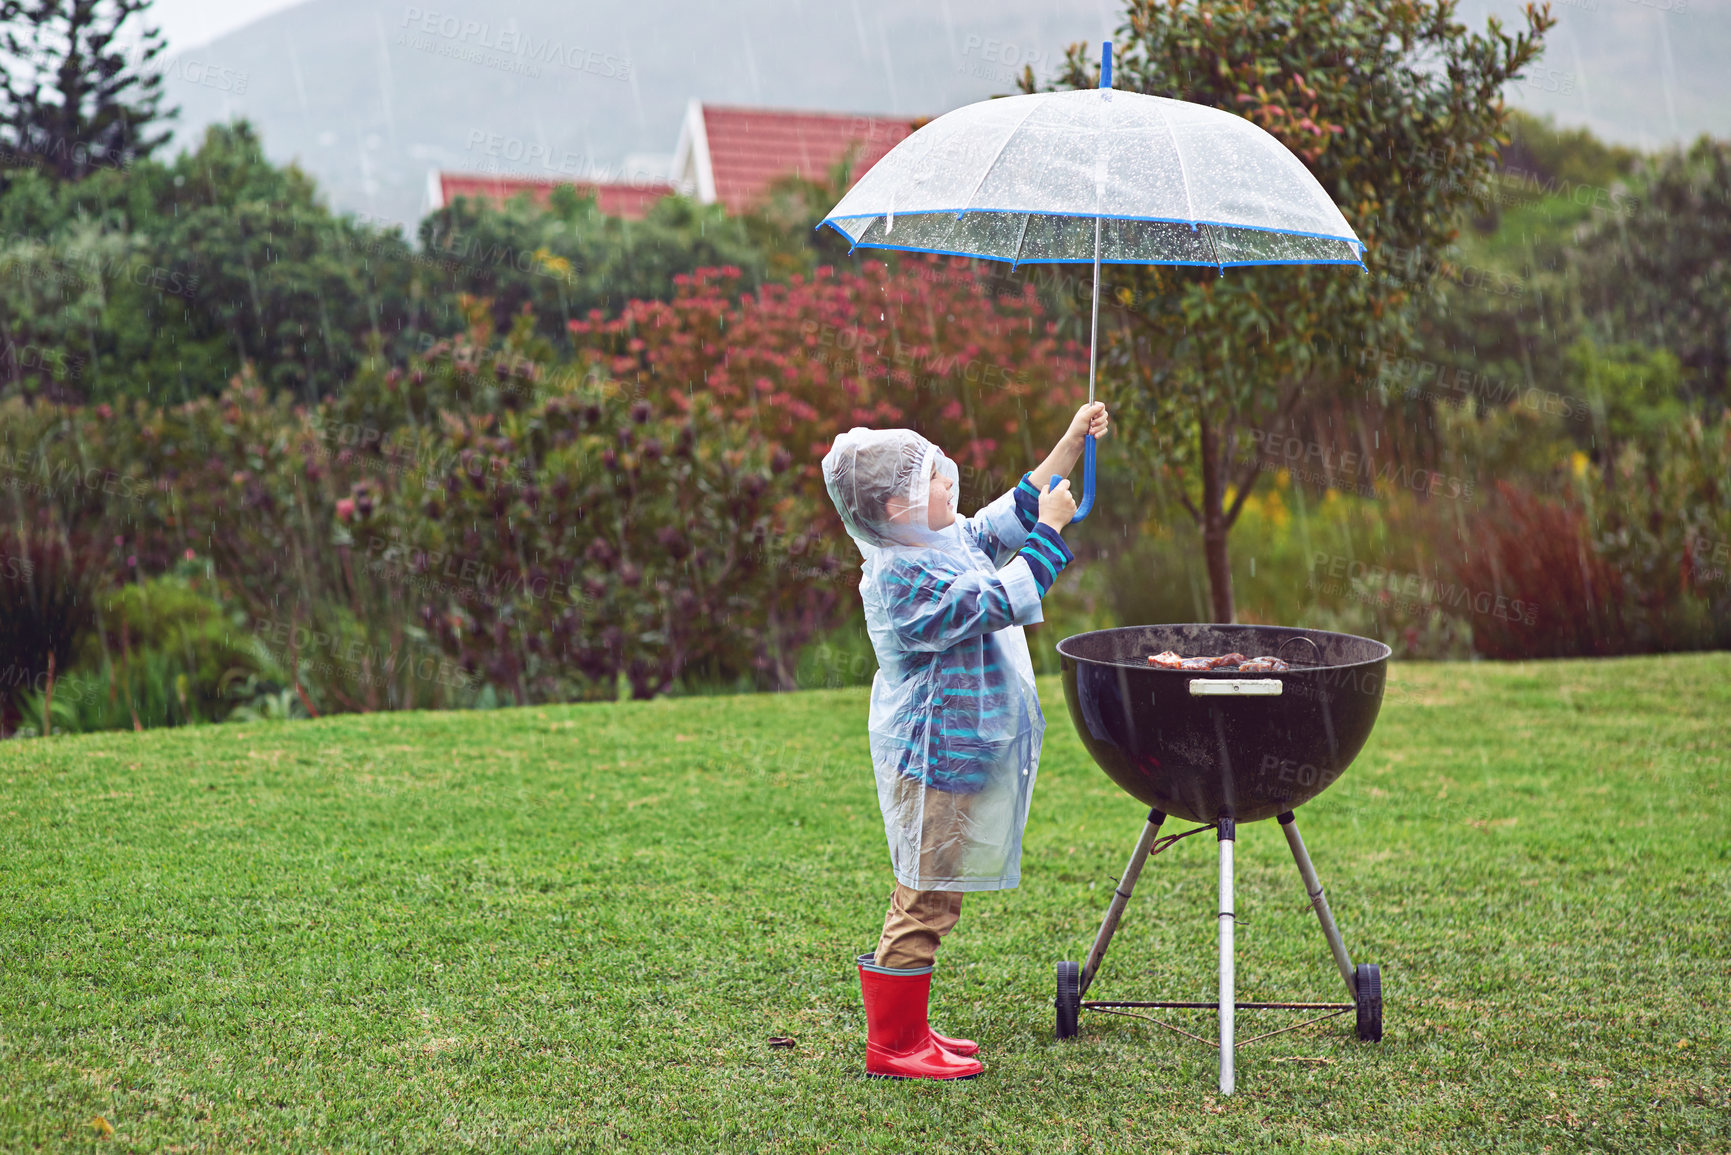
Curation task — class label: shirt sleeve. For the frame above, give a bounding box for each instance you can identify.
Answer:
[881,553,1045,652]
[1017,522,1074,596]
[1011,472,1043,530]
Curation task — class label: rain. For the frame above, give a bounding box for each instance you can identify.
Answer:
[1,0,1726,1146]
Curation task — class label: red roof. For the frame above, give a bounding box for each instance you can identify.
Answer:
[435,173,675,219]
[700,106,916,213]
[431,105,920,220]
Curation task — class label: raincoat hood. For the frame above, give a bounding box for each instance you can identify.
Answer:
[822,428,962,556]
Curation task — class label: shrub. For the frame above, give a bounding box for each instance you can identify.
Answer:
[0,520,104,732]
[144,373,480,714]
[567,260,1089,505]
[1453,481,1629,658]
[368,377,836,700]
[59,571,286,727]
[1579,410,1731,653]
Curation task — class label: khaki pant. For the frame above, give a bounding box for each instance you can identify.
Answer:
[876,883,963,969]
[875,776,972,968]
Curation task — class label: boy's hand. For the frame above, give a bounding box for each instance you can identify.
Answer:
[1065,402,1110,446]
[1039,477,1077,531]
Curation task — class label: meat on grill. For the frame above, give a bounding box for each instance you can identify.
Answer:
[1146,650,1289,672]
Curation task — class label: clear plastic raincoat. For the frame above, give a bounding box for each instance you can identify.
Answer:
[822,428,1066,892]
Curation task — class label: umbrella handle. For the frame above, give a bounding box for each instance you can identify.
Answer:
[1074,433,1097,523]
[1048,434,1098,525]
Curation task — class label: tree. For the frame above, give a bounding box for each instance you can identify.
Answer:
[1030,0,1551,621]
[0,121,426,404]
[1399,109,1639,476]
[127,122,421,402]
[0,215,135,398]
[417,185,774,348]
[1575,137,1731,407]
[0,0,174,182]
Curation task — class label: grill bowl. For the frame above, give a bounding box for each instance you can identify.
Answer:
[1057,624,1391,824]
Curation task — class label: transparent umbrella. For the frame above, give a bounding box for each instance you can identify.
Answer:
[821,42,1365,521]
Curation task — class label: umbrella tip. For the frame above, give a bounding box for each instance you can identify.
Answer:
[1100,41,1112,89]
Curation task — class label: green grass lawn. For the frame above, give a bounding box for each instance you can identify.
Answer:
[2,654,1728,1152]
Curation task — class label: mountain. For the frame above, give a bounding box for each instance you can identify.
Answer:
[1459,0,1731,151]
[157,0,1730,230]
[157,0,1117,229]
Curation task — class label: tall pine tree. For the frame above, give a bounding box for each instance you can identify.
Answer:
[0,0,174,181]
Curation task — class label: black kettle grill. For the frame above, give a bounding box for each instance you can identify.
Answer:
[1055,623,1391,1093]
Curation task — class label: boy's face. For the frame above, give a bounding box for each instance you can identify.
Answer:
[926,465,956,529]
[885,461,956,531]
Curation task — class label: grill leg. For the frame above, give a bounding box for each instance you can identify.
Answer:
[1279,811,1356,996]
[1218,816,1236,1096]
[1080,808,1164,996]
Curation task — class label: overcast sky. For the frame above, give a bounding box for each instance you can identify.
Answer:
[147,0,304,52]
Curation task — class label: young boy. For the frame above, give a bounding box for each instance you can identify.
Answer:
[820,402,1110,1080]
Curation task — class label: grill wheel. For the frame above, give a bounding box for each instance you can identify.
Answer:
[1055,960,1081,1040]
[1354,962,1384,1042]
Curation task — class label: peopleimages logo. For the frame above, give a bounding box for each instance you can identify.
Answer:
[0,340,84,382]
[251,616,479,690]
[152,57,249,94]
[1357,345,1591,423]
[1308,551,1540,627]
[0,441,149,500]
[0,128,130,173]
[398,8,631,80]
[1244,427,1476,502]
[956,34,1054,83]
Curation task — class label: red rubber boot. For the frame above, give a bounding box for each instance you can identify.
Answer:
[930,1028,979,1057]
[856,955,978,1056]
[857,955,983,1079]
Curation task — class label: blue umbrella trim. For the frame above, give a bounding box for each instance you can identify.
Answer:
[818,221,1366,270]
[820,209,1365,251]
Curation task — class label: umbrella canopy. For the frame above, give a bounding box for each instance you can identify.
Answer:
[821,89,1364,270]
[820,44,1365,521]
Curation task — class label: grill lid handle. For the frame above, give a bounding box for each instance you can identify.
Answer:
[1189,679,1283,697]
[1278,635,1324,667]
